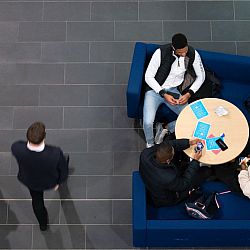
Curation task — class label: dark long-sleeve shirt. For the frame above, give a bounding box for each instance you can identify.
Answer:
[11,141,68,191]
[139,139,200,207]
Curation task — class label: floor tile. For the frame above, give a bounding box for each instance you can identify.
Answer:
[32,225,85,249]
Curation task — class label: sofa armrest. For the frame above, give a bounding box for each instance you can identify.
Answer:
[127,42,147,118]
[132,171,147,247]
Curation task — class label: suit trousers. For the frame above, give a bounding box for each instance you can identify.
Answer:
[29,189,48,227]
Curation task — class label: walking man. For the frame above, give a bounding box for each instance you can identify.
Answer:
[11,122,69,231]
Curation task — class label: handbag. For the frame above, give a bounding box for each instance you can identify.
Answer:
[179,69,221,102]
[185,188,227,220]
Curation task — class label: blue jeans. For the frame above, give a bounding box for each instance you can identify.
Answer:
[143,88,188,145]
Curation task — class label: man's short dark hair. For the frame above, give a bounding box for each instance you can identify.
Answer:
[26,122,46,144]
[155,143,174,163]
[172,33,188,50]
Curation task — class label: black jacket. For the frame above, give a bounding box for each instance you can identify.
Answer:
[139,139,200,207]
[11,141,68,191]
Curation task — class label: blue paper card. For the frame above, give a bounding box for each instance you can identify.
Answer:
[206,137,221,151]
[193,121,211,140]
[190,100,209,120]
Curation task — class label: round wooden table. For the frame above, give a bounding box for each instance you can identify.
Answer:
[175,98,249,165]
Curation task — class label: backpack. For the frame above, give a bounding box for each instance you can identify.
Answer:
[185,189,220,220]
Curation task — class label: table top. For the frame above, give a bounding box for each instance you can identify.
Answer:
[175,98,249,165]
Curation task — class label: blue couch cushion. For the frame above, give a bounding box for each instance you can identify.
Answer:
[199,50,250,83]
[220,80,250,121]
[203,181,250,220]
[147,201,190,220]
[147,181,250,221]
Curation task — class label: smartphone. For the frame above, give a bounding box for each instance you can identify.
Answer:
[166,91,180,99]
[239,157,245,165]
[194,142,204,153]
[215,138,228,151]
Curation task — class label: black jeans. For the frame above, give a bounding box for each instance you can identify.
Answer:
[29,189,48,226]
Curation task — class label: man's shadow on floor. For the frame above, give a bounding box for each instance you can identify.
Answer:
[41,157,83,249]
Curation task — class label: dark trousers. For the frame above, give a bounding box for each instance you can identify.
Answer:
[29,189,48,226]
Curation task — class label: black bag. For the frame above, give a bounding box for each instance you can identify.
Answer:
[179,69,221,103]
[185,189,219,220]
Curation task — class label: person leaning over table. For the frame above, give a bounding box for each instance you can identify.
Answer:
[143,33,206,148]
[139,138,212,207]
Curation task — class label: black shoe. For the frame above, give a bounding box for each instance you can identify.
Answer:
[39,224,48,231]
[39,212,49,231]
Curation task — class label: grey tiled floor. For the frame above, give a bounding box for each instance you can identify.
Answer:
[1,0,250,249]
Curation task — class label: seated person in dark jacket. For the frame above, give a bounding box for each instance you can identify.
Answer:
[11,121,69,231]
[139,138,211,207]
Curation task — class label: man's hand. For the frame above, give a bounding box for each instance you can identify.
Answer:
[193,150,202,161]
[189,138,202,146]
[163,94,178,105]
[54,184,59,191]
[241,155,250,170]
[178,92,191,105]
[241,163,247,170]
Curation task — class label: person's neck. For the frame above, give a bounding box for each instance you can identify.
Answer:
[27,140,45,152]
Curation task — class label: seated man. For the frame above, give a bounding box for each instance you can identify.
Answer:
[139,138,211,207]
[143,33,205,148]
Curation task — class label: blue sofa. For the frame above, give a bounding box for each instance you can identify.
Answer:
[133,171,250,248]
[127,42,250,123]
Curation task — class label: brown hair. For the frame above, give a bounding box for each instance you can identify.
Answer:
[155,143,174,163]
[26,122,46,145]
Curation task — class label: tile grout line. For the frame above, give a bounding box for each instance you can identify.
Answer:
[62,106,65,129]
[6,200,9,224]
[42,0,45,21]
[137,0,139,21]
[112,151,115,176]
[90,1,92,21]
[161,20,163,41]
[86,176,88,199]
[84,224,87,249]
[210,21,213,41]
[111,199,114,224]
[31,224,34,249]
[185,0,188,21]
[59,199,62,224]
[88,42,90,63]
[233,0,236,21]
[66,21,68,42]
[113,20,116,41]
[113,62,115,84]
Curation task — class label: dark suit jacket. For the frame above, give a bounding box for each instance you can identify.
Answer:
[139,139,200,207]
[11,141,68,191]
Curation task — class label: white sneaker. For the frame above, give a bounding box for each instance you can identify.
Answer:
[146,143,154,148]
[154,123,163,144]
[155,128,169,144]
